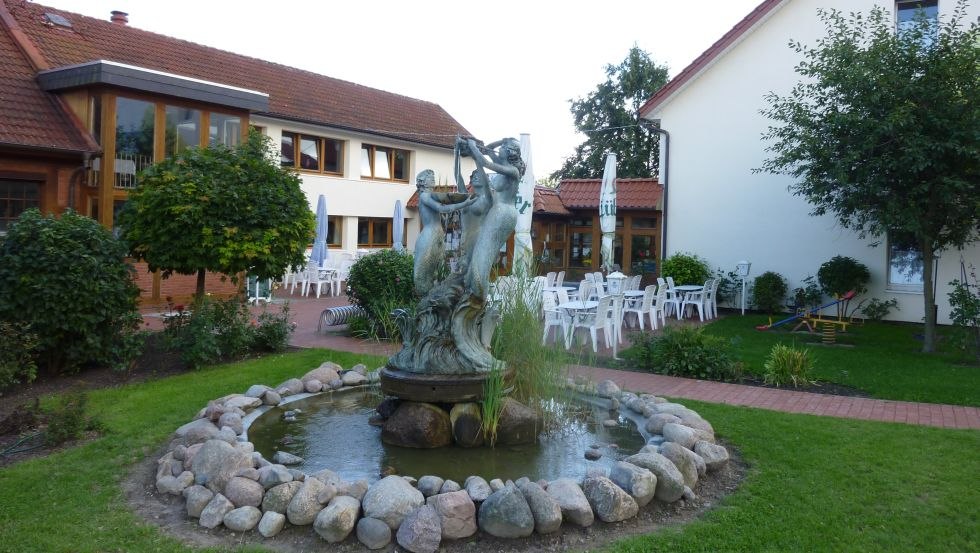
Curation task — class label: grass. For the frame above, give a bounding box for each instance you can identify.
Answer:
[0,349,976,552]
[696,315,980,407]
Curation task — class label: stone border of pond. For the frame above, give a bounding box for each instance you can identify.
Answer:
[153,361,731,550]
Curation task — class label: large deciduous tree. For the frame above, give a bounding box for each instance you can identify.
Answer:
[552,46,669,181]
[758,3,979,353]
[119,130,315,299]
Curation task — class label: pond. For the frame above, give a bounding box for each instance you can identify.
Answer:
[246,387,648,484]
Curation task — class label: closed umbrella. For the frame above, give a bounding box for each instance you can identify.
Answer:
[513,133,535,276]
[392,199,404,251]
[599,153,617,273]
[310,194,329,267]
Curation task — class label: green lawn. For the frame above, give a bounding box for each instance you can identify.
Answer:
[698,315,980,407]
[0,349,976,552]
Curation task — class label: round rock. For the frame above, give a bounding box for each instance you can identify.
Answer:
[396,505,442,553]
[356,517,392,550]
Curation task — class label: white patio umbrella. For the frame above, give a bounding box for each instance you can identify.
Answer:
[599,153,617,273]
[392,199,404,251]
[310,194,329,267]
[513,133,535,276]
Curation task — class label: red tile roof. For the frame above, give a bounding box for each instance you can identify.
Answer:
[558,178,662,210]
[0,3,95,153]
[533,186,571,216]
[4,0,470,150]
[639,0,784,118]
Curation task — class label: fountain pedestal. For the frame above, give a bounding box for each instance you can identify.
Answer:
[379,366,512,403]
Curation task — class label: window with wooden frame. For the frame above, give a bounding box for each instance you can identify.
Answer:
[357,217,391,247]
[0,179,41,232]
[360,144,409,182]
[280,132,343,175]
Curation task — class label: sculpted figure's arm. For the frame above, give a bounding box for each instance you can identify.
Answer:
[466,139,520,182]
[420,192,476,214]
[454,140,467,194]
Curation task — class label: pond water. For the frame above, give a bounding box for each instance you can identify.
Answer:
[246,388,647,484]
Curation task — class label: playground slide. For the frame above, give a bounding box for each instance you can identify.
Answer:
[755,290,856,331]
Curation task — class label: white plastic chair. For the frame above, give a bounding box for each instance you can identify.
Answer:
[311,267,334,298]
[623,285,656,330]
[665,276,684,319]
[680,280,711,322]
[629,275,643,291]
[650,284,668,329]
[591,279,605,301]
[705,278,721,319]
[541,292,569,347]
[593,271,605,285]
[573,280,593,303]
[545,272,557,287]
[555,271,565,287]
[572,294,614,352]
[332,259,353,296]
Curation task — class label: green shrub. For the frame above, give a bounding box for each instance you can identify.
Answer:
[252,304,295,353]
[792,275,823,309]
[861,297,899,321]
[0,322,39,393]
[625,326,742,381]
[661,252,711,285]
[763,343,816,387]
[162,297,253,369]
[346,249,415,340]
[44,393,104,446]
[0,209,142,373]
[817,255,870,297]
[752,271,789,314]
[948,273,980,362]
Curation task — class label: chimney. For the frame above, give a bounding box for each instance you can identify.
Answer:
[110,10,128,25]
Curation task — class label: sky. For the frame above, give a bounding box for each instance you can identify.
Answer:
[37,0,762,178]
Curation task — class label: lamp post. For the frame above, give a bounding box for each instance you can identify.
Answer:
[606,271,627,359]
[736,261,752,315]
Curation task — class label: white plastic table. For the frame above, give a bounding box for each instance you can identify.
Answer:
[557,300,598,346]
[673,285,704,319]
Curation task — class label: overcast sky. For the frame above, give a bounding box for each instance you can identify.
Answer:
[39,0,762,178]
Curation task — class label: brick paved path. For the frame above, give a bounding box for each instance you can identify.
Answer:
[141,291,980,430]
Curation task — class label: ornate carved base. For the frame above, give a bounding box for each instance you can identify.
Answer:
[380,366,513,403]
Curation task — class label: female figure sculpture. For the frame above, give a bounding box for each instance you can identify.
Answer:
[413,169,475,296]
[453,145,492,274]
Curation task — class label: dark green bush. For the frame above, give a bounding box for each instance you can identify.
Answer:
[753,271,789,314]
[861,297,899,321]
[44,393,104,446]
[792,275,824,309]
[947,276,980,362]
[661,252,711,285]
[625,327,742,381]
[0,322,39,393]
[0,209,142,373]
[162,297,253,369]
[818,256,870,297]
[252,304,295,353]
[346,249,415,340]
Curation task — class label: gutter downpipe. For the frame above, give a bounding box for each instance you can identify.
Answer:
[68,153,92,212]
[640,120,670,261]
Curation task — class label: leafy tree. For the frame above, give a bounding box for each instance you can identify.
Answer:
[119,130,315,298]
[758,3,980,352]
[552,46,669,180]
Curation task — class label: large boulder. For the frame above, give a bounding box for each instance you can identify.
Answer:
[342,371,368,386]
[661,441,704,486]
[381,402,452,449]
[199,493,234,529]
[609,461,658,507]
[175,418,220,443]
[662,422,699,449]
[695,440,730,472]
[477,484,534,538]
[304,364,341,384]
[183,485,214,518]
[624,452,685,502]
[426,490,477,539]
[262,481,302,513]
[582,476,638,522]
[546,478,594,527]
[276,378,305,396]
[516,480,562,534]
[396,505,442,553]
[596,379,621,398]
[417,475,445,498]
[357,517,392,549]
[313,495,361,543]
[464,476,492,502]
[645,413,681,435]
[224,476,265,507]
[258,464,294,489]
[337,479,370,501]
[245,384,272,398]
[190,439,254,493]
[362,475,425,530]
[223,506,262,532]
[287,477,327,525]
[449,403,484,447]
[495,398,540,446]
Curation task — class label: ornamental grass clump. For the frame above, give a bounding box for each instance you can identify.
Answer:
[763,343,816,388]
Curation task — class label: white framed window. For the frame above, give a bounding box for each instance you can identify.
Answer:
[887,230,924,292]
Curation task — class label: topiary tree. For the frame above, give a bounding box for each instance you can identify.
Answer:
[818,255,870,318]
[118,130,315,299]
[0,209,142,373]
[752,271,789,315]
[345,249,415,339]
[661,252,711,285]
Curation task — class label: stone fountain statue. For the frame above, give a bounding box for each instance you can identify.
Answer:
[383,136,526,403]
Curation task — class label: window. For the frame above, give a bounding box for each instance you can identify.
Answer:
[0,179,40,232]
[357,218,391,247]
[209,113,241,147]
[327,216,342,247]
[569,231,593,268]
[165,105,201,157]
[896,1,938,36]
[360,144,409,182]
[280,132,343,175]
[115,97,155,188]
[887,231,924,291]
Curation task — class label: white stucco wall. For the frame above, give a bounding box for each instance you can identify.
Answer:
[646,0,979,324]
[252,115,474,252]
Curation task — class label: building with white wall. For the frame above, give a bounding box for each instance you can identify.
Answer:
[640,0,979,323]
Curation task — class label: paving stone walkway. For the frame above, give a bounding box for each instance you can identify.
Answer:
[141,291,980,430]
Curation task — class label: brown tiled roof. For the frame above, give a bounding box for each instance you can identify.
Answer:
[639,0,784,118]
[558,178,662,210]
[5,0,471,150]
[0,4,95,153]
[533,186,571,216]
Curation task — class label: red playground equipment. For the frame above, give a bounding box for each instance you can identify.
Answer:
[755,290,857,332]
